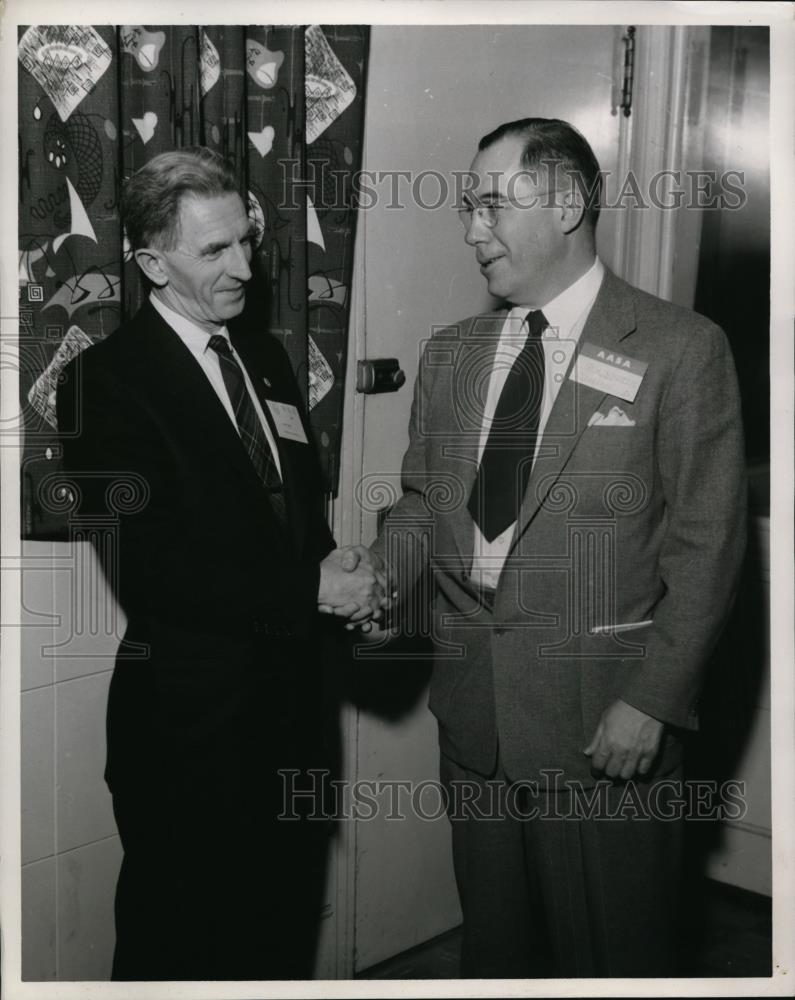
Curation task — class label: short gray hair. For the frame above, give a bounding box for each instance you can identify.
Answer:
[121,146,241,252]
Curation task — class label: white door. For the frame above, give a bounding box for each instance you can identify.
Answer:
[337,23,629,974]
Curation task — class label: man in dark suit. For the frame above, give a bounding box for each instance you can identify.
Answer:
[364,118,747,976]
[57,146,383,981]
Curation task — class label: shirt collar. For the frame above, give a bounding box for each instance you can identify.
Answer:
[511,257,605,341]
[149,293,230,352]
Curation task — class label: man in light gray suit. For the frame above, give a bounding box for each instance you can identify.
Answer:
[351,118,746,977]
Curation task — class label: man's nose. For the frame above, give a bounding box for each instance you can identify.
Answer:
[464,211,490,246]
[227,243,252,281]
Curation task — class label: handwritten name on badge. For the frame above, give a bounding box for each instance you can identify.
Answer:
[266,401,308,443]
[569,342,648,402]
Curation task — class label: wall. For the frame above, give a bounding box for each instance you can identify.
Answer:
[20,541,122,980]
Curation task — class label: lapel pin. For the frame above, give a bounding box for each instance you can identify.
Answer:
[262,377,271,388]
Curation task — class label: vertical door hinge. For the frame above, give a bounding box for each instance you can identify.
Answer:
[621,26,636,117]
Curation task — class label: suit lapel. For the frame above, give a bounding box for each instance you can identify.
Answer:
[446,312,507,565]
[511,269,638,550]
[130,303,268,494]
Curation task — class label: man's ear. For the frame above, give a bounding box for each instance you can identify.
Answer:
[134,247,169,288]
[559,186,586,234]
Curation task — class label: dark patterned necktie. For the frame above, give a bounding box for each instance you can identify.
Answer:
[208,334,288,530]
[467,309,548,542]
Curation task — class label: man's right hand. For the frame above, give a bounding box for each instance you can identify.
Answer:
[332,545,397,632]
[318,548,386,623]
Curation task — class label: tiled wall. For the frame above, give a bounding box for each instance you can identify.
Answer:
[21,540,123,981]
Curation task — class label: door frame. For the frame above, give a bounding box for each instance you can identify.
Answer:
[614,25,711,303]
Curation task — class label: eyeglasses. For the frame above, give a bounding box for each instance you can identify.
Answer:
[456,191,559,229]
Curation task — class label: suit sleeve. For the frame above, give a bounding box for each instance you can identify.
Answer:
[371,341,436,598]
[618,323,747,729]
[56,350,176,615]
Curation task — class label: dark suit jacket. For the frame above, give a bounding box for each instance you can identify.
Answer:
[56,301,335,794]
[374,268,747,785]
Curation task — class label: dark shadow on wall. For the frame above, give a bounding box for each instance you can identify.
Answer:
[693,25,770,464]
[337,628,433,722]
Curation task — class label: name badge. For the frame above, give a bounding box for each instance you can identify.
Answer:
[569,342,648,403]
[266,401,308,443]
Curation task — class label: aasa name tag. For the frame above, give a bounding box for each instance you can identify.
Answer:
[569,342,648,402]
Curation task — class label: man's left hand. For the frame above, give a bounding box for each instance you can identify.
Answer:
[583,699,664,780]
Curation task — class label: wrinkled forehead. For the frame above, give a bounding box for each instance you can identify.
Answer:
[467,136,554,200]
[178,190,247,223]
[173,191,249,241]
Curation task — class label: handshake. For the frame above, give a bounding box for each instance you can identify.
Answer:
[317,546,394,632]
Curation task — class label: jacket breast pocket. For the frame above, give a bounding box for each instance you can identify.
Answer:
[553,426,654,519]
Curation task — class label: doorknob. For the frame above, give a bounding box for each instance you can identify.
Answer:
[356,358,406,394]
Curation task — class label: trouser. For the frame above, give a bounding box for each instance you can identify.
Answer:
[110,771,330,981]
[440,752,684,978]
[106,631,332,980]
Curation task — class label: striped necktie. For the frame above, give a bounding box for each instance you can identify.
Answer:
[208,334,288,530]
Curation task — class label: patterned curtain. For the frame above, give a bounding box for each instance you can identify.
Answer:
[18,24,369,539]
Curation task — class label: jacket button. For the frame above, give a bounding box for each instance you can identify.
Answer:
[461,571,468,582]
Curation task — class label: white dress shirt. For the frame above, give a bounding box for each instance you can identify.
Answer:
[471,257,605,591]
[150,294,282,476]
